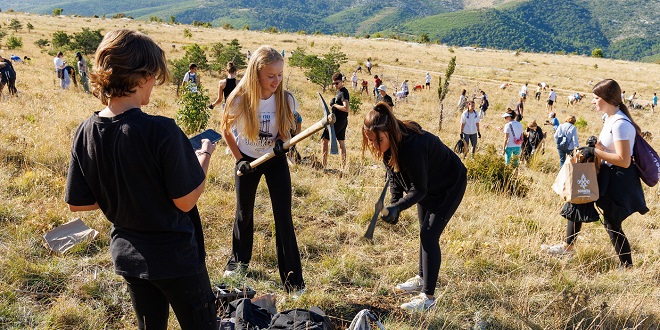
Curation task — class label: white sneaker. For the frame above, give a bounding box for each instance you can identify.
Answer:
[541,243,574,256]
[223,269,237,277]
[401,292,435,311]
[395,275,423,292]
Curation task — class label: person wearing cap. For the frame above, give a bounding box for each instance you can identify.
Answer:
[546,112,559,131]
[554,115,579,167]
[501,109,523,166]
[521,119,544,162]
[376,84,393,107]
[75,52,90,93]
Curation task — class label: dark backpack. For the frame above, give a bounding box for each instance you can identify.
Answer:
[555,127,570,151]
[527,129,539,147]
[268,307,331,330]
[612,118,660,187]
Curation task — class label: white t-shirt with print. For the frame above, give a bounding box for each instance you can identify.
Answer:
[230,94,298,158]
[599,111,636,165]
[504,120,524,148]
[461,110,480,134]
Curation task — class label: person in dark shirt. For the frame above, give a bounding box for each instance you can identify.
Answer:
[0,54,18,96]
[362,102,467,311]
[321,72,350,168]
[65,30,218,330]
[209,61,238,110]
[376,85,394,107]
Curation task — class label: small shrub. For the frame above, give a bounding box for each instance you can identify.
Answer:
[594,64,598,69]
[6,35,22,50]
[176,86,211,135]
[448,47,454,53]
[575,116,588,130]
[464,145,529,197]
[183,28,192,38]
[349,96,363,115]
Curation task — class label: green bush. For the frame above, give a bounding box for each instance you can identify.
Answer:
[464,145,529,197]
[575,116,588,130]
[6,35,22,50]
[176,86,211,135]
[349,95,363,115]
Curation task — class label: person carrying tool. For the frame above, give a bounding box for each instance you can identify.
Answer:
[362,102,467,311]
[220,45,305,295]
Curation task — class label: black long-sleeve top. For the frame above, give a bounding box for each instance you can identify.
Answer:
[385,126,467,213]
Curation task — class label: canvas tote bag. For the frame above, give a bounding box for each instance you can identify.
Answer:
[552,157,599,204]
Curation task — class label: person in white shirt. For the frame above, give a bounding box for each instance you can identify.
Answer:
[502,109,523,166]
[181,63,200,93]
[547,88,557,112]
[460,101,481,157]
[351,71,358,91]
[520,83,528,102]
[425,72,431,89]
[53,51,66,89]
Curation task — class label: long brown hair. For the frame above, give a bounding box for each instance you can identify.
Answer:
[593,79,641,133]
[221,46,295,141]
[362,102,422,172]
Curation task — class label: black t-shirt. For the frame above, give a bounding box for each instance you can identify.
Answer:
[0,59,16,80]
[223,77,237,99]
[383,94,394,107]
[65,108,207,279]
[385,126,466,213]
[333,87,350,121]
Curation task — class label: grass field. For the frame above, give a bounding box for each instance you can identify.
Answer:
[1,11,659,329]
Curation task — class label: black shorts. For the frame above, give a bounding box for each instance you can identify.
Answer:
[547,100,554,106]
[322,116,347,141]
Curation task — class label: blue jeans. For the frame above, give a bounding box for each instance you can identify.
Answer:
[558,148,573,168]
[504,146,521,166]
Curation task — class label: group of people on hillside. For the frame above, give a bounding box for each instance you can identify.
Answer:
[60,28,650,329]
[52,51,90,92]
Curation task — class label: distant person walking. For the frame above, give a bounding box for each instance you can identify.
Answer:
[547,88,557,112]
[520,83,528,102]
[181,63,200,93]
[535,83,542,101]
[75,52,90,93]
[373,75,382,98]
[425,72,431,89]
[652,93,657,113]
[460,100,480,157]
[457,89,467,111]
[502,109,523,166]
[351,71,358,91]
[366,59,372,74]
[515,97,524,118]
[554,115,579,167]
[209,61,238,110]
[479,90,489,118]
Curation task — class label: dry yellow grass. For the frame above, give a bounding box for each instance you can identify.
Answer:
[1,12,659,329]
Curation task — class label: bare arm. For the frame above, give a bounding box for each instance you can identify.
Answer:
[172,139,216,212]
[224,127,243,161]
[595,140,631,168]
[211,80,226,107]
[68,203,100,212]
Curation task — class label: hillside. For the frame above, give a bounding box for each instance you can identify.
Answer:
[1,0,657,61]
[1,11,660,330]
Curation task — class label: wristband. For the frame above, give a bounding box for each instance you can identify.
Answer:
[196,151,211,157]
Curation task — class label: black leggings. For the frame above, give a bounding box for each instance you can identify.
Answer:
[124,268,217,330]
[566,220,632,266]
[417,178,467,296]
[229,154,304,291]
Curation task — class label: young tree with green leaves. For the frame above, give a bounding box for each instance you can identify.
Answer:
[288,46,347,91]
[7,35,23,50]
[9,19,22,33]
[437,56,456,131]
[210,39,245,72]
[176,86,211,135]
[52,31,70,49]
[52,8,63,16]
[26,22,34,32]
[72,28,103,54]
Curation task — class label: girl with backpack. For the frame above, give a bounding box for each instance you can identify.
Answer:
[542,79,648,267]
[502,109,523,166]
[362,102,466,311]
